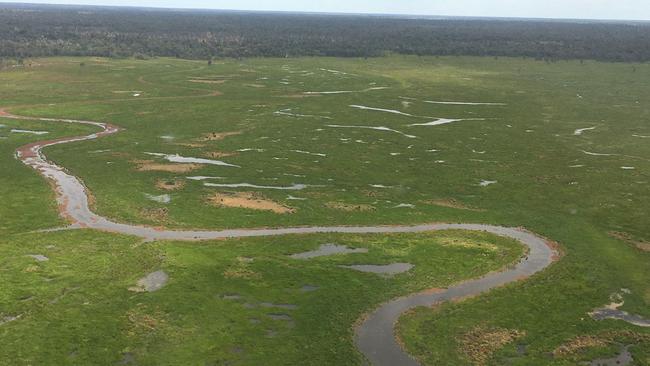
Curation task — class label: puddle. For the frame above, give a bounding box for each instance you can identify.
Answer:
[349,105,418,117]
[394,203,415,208]
[27,254,49,262]
[632,134,650,138]
[159,135,175,140]
[589,344,632,366]
[574,127,597,136]
[274,109,332,119]
[341,263,414,275]
[621,167,636,170]
[409,118,485,127]
[479,180,498,187]
[204,182,310,190]
[424,100,506,106]
[267,313,293,321]
[287,195,307,200]
[582,150,616,157]
[128,270,168,292]
[144,193,171,203]
[300,285,319,292]
[144,152,240,167]
[11,129,49,135]
[319,68,358,76]
[290,243,368,259]
[589,290,650,327]
[186,176,224,181]
[326,124,417,139]
[236,148,265,152]
[222,294,242,300]
[370,184,393,188]
[291,150,327,157]
[0,314,22,326]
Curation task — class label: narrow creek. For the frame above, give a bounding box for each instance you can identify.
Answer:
[6,108,559,365]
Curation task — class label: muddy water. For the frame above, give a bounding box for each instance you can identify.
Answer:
[355,225,556,366]
[10,109,559,365]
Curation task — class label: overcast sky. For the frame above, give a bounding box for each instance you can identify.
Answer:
[2,0,649,21]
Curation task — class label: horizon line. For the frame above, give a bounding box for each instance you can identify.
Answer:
[1,1,650,23]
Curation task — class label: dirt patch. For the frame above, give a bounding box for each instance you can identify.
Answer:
[458,326,526,366]
[133,160,201,173]
[172,142,206,148]
[553,331,650,358]
[208,192,294,214]
[423,198,483,211]
[156,179,185,191]
[609,231,650,252]
[325,202,375,212]
[200,131,242,141]
[553,335,609,357]
[140,207,169,222]
[205,151,238,159]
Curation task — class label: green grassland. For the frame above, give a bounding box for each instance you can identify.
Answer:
[0,56,648,365]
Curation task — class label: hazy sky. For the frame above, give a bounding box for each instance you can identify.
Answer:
[2,0,649,20]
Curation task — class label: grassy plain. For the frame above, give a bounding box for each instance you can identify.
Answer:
[0,56,648,365]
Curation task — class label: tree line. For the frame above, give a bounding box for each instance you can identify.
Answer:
[1,3,650,62]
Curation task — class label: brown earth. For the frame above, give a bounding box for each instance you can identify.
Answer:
[208,192,294,214]
[155,179,185,191]
[134,160,201,173]
[458,326,525,366]
[205,151,238,159]
[325,202,376,212]
[609,231,650,252]
[422,198,484,211]
[200,131,242,141]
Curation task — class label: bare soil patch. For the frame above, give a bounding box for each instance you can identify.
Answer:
[155,179,185,191]
[200,131,242,141]
[325,202,375,212]
[458,326,525,366]
[133,160,201,173]
[609,231,650,252]
[423,198,483,211]
[205,151,238,159]
[208,192,295,214]
[553,330,650,358]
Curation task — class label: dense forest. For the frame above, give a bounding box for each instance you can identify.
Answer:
[1,3,650,62]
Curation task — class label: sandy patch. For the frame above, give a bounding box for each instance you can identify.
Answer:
[423,198,483,211]
[459,326,526,366]
[609,231,650,252]
[553,335,608,357]
[208,192,294,214]
[325,202,375,212]
[172,142,206,148]
[156,179,186,191]
[205,151,238,159]
[200,131,242,141]
[134,160,202,173]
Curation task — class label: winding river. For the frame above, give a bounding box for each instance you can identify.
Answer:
[4,108,559,365]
